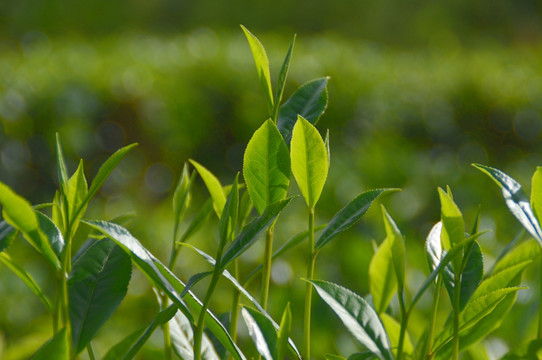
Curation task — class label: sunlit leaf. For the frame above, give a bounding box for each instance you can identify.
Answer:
[36,211,64,259]
[309,280,393,360]
[190,160,226,217]
[290,115,328,208]
[69,238,132,354]
[169,307,220,360]
[438,187,465,273]
[173,163,195,240]
[316,189,398,251]
[219,174,239,246]
[242,307,277,360]
[243,120,290,215]
[473,163,542,245]
[276,303,291,360]
[278,78,329,144]
[0,182,60,269]
[369,236,396,314]
[241,25,274,113]
[380,313,413,356]
[66,160,88,225]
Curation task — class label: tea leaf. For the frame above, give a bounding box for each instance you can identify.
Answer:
[276,303,292,360]
[381,206,405,288]
[219,174,239,246]
[491,238,540,275]
[241,307,277,360]
[243,120,290,215]
[278,78,329,144]
[69,238,132,354]
[55,134,69,201]
[369,236,397,314]
[316,189,399,251]
[82,220,246,360]
[0,182,60,269]
[0,220,15,252]
[273,35,295,121]
[103,328,146,360]
[169,307,220,360]
[86,143,137,208]
[0,253,52,312]
[241,25,274,113]
[290,115,328,208]
[531,167,542,225]
[66,160,88,225]
[31,328,68,360]
[438,187,464,251]
[173,163,195,240]
[190,160,226,217]
[325,355,347,360]
[425,222,443,272]
[220,197,294,271]
[309,279,394,360]
[473,163,542,245]
[380,313,413,356]
[180,271,213,299]
[36,211,64,259]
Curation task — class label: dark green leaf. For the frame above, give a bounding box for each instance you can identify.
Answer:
[473,163,542,245]
[242,306,277,360]
[0,220,15,252]
[36,211,64,259]
[309,279,393,360]
[241,25,274,114]
[220,197,294,270]
[243,120,290,215]
[278,77,329,144]
[180,271,213,298]
[31,328,68,360]
[69,237,132,354]
[0,252,52,312]
[273,35,296,121]
[103,328,146,360]
[82,220,246,360]
[316,189,399,251]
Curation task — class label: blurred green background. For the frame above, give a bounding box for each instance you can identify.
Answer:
[1,1,542,358]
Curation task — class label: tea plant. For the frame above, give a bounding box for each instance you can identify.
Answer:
[0,26,539,360]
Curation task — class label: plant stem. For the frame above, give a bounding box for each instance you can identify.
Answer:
[160,293,173,360]
[229,260,241,360]
[193,270,221,360]
[423,277,442,359]
[87,343,96,360]
[260,225,274,310]
[396,286,408,360]
[303,207,315,360]
[539,254,542,339]
[451,272,461,360]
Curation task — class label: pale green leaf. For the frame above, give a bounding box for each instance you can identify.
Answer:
[241,25,274,113]
[36,211,64,259]
[243,119,290,215]
[381,206,406,289]
[169,307,219,360]
[276,303,291,360]
[438,187,464,273]
[219,174,239,246]
[241,307,277,360]
[369,237,396,314]
[190,160,226,217]
[66,160,88,224]
[173,163,195,240]
[290,115,328,208]
[309,280,393,360]
[278,78,329,144]
[380,313,413,356]
[531,167,542,225]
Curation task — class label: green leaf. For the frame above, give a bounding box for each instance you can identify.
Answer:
[55,134,69,201]
[276,303,291,360]
[438,187,465,273]
[238,190,254,229]
[82,220,246,360]
[491,238,540,275]
[325,355,347,360]
[0,182,60,269]
[241,25,274,114]
[220,197,294,270]
[179,198,213,243]
[532,167,542,225]
[219,174,239,246]
[0,252,53,312]
[473,163,542,244]
[36,211,64,259]
[290,115,328,208]
[309,279,393,360]
[103,305,177,360]
[0,220,15,252]
[169,306,220,360]
[190,160,227,217]
[425,222,443,272]
[243,119,290,215]
[273,35,296,121]
[86,143,137,208]
[66,160,88,225]
[324,129,330,166]
[69,237,132,354]
[380,313,413,356]
[173,163,195,240]
[278,78,329,144]
[381,207,406,289]
[242,306,277,360]
[31,328,69,360]
[316,189,399,251]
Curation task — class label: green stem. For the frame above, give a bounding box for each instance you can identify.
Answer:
[60,220,73,358]
[229,260,241,360]
[451,272,461,360]
[303,207,315,360]
[539,254,542,339]
[160,293,173,360]
[423,277,442,359]
[193,270,221,360]
[396,286,408,360]
[87,343,96,360]
[260,225,274,310]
